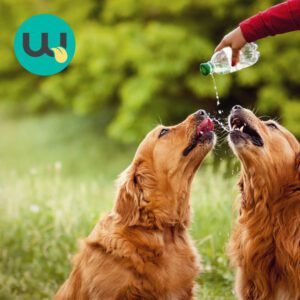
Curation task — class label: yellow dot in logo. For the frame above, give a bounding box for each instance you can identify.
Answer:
[51,47,68,63]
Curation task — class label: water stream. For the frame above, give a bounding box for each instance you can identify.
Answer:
[209,74,229,132]
[210,116,229,132]
[210,74,220,107]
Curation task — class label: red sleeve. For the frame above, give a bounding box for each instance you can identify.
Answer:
[239,0,300,42]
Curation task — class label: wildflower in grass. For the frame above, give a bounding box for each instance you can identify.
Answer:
[54,161,62,172]
[204,264,212,272]
[30,167,37,175]
[217,256,225,264]
[30,204,40,213]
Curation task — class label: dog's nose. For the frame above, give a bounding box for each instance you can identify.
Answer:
[195,109,207,117]
[232,105,243,112]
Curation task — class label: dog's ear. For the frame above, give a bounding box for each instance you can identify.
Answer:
[114,163,141,226]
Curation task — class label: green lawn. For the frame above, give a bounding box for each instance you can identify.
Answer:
[0,113,238,300]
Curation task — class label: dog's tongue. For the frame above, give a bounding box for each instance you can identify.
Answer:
[197,118,214,135]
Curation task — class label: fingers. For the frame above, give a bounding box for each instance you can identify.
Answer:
[215,27,246,66]
[215,40,241,66]
[231,48,240,66]
[215,27,245,66]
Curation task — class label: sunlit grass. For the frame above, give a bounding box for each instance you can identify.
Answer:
[0,113,238,299]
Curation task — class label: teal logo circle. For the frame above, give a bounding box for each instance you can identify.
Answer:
[14,14,76,76]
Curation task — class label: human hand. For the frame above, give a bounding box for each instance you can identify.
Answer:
[215,27,247,66]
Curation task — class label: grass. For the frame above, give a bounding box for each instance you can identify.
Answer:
[0,112,239,300]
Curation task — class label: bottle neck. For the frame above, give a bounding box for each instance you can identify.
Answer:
[200,62,214,76]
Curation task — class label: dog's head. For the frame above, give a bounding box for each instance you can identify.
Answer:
[228,105,300,191]
[114,110,216,228]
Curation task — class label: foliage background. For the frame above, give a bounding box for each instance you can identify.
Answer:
[0,0,300,142]
[0,0,299,299]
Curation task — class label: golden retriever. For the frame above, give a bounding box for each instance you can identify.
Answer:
[227,105,300,300]
[54,109,215,300]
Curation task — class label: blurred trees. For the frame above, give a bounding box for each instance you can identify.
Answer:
[0,0,299,142]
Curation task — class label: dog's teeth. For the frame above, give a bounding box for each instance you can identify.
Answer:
[240,126,244,132]
[232,124,237,129]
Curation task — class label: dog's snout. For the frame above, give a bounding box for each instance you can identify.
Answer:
[232,105,243,112]
[195,109,207,119]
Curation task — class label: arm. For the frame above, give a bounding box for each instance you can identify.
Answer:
[240,0,300,42]
[215,0,300,65]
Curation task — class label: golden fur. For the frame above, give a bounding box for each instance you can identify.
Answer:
[54,111,215,300]
[228,107,300,300]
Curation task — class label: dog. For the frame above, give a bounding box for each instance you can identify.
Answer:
[54,109,215,300]
[227,105,300,300]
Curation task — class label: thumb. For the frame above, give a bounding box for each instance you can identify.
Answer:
[231,48,240,66]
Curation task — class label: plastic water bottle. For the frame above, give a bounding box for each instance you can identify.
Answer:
[199,43,260,76]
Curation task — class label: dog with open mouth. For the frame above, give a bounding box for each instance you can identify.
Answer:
[54,110,215,300]
[227,105,300,300]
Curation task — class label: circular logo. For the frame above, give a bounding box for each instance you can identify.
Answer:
[14,14,76,76]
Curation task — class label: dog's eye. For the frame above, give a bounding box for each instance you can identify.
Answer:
[266,123,278,129]
[158,128,170,138]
